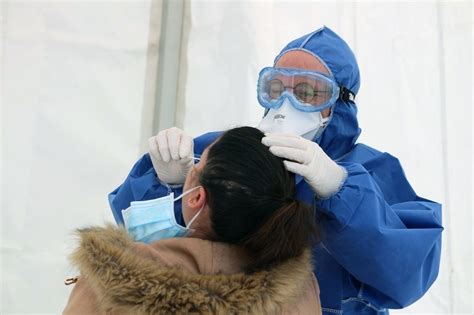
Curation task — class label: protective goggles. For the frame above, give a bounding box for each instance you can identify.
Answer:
[257,67,355,112]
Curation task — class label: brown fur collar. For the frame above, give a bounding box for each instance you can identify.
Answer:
[71,225,313,314]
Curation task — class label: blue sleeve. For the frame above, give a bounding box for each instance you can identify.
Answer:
[316,154,443,309]
[108,131,223,225]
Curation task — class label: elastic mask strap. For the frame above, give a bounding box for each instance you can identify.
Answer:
[321,115,330,126]
[186,206,204,229]
[312,108,333,140]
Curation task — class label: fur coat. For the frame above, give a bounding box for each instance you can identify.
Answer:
[63,225,321,314]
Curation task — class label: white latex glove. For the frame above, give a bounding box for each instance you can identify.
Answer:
[262,133,347,198]
[148,127,194,185]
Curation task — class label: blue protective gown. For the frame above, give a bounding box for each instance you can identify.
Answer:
[108,27,442,314]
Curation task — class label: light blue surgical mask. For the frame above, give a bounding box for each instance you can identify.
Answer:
[122,186,203,243]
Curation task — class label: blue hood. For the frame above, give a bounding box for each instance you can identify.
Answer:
[275,26,361,160]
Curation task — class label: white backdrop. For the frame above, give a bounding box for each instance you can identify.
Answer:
[1,1,472,314]
[1,1,152,313]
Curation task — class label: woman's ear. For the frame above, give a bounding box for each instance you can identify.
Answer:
[187,186,207,210]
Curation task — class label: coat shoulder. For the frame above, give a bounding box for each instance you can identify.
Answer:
[65,225,320,314]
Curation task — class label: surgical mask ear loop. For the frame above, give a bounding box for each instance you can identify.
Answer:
[186,205,204,229]
[174,185,204,229]
[174,185,201,202]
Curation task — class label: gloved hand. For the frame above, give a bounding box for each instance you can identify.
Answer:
[262,133,347,198]
[148,127,194,184]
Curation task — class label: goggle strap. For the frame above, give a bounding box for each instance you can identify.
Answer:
[339,86,356,102]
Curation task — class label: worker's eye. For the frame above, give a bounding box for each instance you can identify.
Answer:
[268,79,284,99]
[294,83,315,102]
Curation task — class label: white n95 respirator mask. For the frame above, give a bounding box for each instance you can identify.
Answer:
[258,99,330,140]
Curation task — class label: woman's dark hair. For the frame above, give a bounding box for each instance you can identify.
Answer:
[199,126,318,272]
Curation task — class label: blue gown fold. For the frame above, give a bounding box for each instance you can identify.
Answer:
[315,154,442,310]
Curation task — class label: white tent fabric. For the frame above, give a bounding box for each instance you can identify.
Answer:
[1,1,472,314]
[1,1,156,313]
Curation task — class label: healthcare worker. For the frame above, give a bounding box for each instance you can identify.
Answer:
[109,27,443,314]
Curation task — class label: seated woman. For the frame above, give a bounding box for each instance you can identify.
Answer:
[63,127,321,314]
